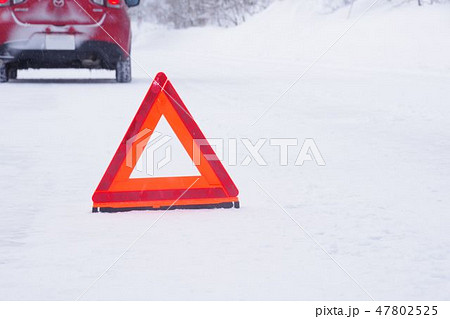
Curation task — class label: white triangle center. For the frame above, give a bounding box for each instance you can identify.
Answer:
[130,115,201,178]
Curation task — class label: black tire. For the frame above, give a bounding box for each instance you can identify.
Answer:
[8,67,17,80]
[0,62,8,83]
[116,57,131,83]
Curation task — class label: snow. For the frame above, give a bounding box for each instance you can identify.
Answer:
[1,0,450,300]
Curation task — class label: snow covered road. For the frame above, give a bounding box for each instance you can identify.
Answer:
[0,1,449,300]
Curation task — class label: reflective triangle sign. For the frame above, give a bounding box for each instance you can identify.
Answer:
[92,72,239,212]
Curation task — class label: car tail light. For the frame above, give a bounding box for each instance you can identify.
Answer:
[106,0,120,8]
[92,0,104,5]
[0,0,10,7]
[13,0,25,4]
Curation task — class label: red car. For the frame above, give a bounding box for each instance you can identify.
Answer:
[0,0,139,83]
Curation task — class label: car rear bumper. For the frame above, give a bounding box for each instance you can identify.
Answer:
[0,40,127,70]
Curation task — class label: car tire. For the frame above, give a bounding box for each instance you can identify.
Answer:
[8,67,17,80]
[116,57,131,83]
[0,62,8,83]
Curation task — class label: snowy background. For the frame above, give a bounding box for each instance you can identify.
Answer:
[0,0,450,300]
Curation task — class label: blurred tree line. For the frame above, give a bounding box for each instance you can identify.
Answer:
[129,0,448,28]
[130,0,274,28]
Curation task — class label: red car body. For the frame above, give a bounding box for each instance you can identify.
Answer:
[0,0,139,82]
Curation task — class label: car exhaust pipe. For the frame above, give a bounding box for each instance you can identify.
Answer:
[81,58,100,68]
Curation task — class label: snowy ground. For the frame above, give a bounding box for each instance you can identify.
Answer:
[0,0,449,300]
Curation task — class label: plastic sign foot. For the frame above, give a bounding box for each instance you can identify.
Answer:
[92,72,239,213]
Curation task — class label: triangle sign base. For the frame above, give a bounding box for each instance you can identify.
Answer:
[93,201,239,213]
[92,72,239,212]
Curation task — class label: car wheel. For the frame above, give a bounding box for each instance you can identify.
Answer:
[0,62,8,83]
[8,67,17,80]
[116,57,131,83]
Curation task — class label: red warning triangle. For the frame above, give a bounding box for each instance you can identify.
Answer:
[92,72,239,212]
